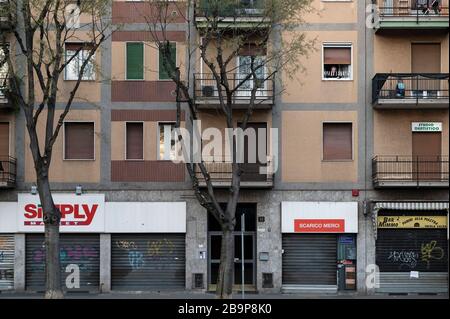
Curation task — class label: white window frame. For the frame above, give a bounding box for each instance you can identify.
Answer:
[63,121,96,161]
[125,121,145,161]
[322,43,353,81]
[125,41,145,81]
[64,42,96,81]
[158,42,177,81]
[157,121,177,161]
[321,121,354,162]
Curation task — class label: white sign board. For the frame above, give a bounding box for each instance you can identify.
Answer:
[411,122,442,132]
[17,194,105,233]
[105,202,186,233]
[281,201,358,233]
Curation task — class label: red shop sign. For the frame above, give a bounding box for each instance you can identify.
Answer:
[294,219,345,233]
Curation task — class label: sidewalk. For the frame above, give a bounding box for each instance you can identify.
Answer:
[0,291,448,299]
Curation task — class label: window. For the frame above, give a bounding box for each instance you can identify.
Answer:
[323,44,352,80]
[65,43,95,80]
[159,42,176,80]
[126,42,144,80]
[64,122,95,160]
[159,122,176,160]
[323,123,352,161]
[126,122,144,160]
[0,44,9,98]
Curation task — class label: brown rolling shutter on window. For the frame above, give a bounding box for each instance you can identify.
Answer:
[323,123,352,160]
[324,47,351,65]
[239,44,267,56]
[126,122,144,160]
[64,122,95,160]
[65,43,94,51]
[0,122,9,157]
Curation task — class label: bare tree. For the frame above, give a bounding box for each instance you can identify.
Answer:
[0,0,111,298]
[134,0,315,298]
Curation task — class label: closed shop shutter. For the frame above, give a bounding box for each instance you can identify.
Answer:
[0,234,14,290]
[282,234,337,286]
[111,234,185,290]
[376,228,448,293]
[26,234,100,292]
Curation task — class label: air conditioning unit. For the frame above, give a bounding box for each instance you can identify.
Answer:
[202,85,214,97]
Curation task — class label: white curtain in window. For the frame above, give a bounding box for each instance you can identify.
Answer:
[65,49,95,80]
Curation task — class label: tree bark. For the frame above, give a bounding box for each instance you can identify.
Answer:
[216,226,234,299]
[37,174,63,299]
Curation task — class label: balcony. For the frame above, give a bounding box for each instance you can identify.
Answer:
[195,161,274,188]
[372,155,449,188]
[0,77,12,109]
[194,0,270,29]
[374,0,449,32]
[372,73,449,109]
[194,73,274,108]
[0,0,15,30]
[0,156,16,188]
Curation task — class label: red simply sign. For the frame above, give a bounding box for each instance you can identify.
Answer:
[294,219,345,233]
[23,203,98,226]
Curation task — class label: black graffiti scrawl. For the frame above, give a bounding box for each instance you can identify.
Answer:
[376,229,448,272]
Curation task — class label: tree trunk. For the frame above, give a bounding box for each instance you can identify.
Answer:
[37,176,63,299]
[216,226,234,299]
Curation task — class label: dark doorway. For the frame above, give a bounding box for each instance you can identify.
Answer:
[412,132,442,181]
[239,122,268,182]
[207,203,257,291]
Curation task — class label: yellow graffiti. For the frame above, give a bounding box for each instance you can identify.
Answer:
[420,240,444,269]
[116,240,137,250]
[147,239,174,256]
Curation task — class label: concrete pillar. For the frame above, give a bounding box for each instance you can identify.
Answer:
[14,233,25,292]
[99,233,111,293]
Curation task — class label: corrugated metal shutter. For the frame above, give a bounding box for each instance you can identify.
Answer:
[26,234,100,292]
[282,234,337,285]
[111,234,185,290]
[0,235,14,290]
[376,228,448,293]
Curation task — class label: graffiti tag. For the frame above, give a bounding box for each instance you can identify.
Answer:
[128,251,144,270]
[420,240,444,269]
[116,240,137,250]
[147,239,174,257]
[388,250,419,269]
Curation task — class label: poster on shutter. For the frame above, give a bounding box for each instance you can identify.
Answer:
[17,194,105,232]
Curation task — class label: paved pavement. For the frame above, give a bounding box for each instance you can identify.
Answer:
[0,291,448,299]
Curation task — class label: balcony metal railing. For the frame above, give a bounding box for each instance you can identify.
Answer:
[372,155,449,187]
[195,160,274,187]
[376,0,449,18]
[0,77,8,101]
[372,73,449,104]
[194,73,274,105]
[0,156,16,187]
[195,0,266,18]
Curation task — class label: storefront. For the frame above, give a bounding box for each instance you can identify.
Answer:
[0,194,187,292]
[373,201,449,294]
[107,202,186,291]
[18,193,105,292]
[281,202,358,293]
[0,234,14,290]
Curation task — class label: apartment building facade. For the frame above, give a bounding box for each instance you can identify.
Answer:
[0,0,448,295]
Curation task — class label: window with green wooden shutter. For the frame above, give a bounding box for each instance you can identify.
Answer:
[126,42,144,80]
[159,43,176,80]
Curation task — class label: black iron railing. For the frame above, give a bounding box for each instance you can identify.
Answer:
[376,0,449,18]
[372,73,449,104]
[372,155,449,185]
[0,0,15,28]
[195,161,273,185]
[194,73,274,104]
[0,156,16,187]
[195,0,266,18]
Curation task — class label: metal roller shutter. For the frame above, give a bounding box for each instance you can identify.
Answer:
[282,234,337,285]
[26,234,100,292]
[376,228,448,293]
[111,234,185,290]
[0,235,14,290]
